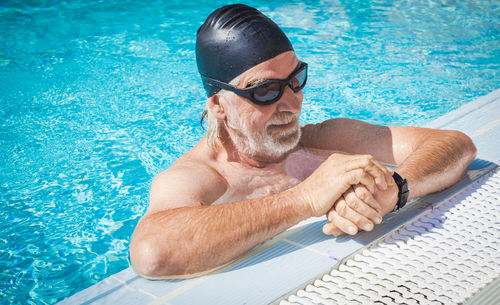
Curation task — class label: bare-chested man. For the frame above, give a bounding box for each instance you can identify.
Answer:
[129,4,476,279]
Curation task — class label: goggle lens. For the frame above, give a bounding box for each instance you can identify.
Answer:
[253,82,281,102]
[252,63,307,103]
[291,68,307,92]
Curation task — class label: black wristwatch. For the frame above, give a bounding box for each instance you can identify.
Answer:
[392,171,409,212]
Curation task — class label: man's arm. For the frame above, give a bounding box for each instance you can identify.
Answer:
[129,153,392,278]
[302,118,477,201]
[383,125,477,200]
[302,118,477,235]
[130,164,309,278]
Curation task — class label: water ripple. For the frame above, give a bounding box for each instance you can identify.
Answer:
[0,0,498,304]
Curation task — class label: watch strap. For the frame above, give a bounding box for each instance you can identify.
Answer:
[392,171,409,212]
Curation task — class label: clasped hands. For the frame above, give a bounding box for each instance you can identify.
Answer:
[323,181,398,236]
[324,155,398,237]
[299,153,399,237]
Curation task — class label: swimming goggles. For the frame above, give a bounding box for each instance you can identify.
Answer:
[201,61,308,106]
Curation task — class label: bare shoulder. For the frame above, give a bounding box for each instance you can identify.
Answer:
[299,118,422,164]
[300,118,391,150]
[299,117,471,165]
[147,149,228,215]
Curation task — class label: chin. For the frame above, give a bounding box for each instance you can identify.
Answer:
[228,122,301,162]
[259,125,301,160]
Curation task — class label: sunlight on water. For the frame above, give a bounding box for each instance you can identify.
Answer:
[0,0,498,303]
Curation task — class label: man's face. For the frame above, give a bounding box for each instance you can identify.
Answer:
[220,51,303,160]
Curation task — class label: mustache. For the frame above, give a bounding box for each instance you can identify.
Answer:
[266,111,300,126]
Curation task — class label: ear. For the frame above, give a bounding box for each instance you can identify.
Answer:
[207,94,226,120]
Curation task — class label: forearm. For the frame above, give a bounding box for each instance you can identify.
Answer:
[130,187,310,278]
[395,130,476,199]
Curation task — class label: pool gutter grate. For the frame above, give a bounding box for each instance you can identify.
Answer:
[276,168,500,305]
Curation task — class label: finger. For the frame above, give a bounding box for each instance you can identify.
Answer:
[330,210,359,235]
[363,160,388,190]
[353,184,383,219]
[335,197,375,232]
[326,195,343,222]
[356,155,393,190]
[345,157,387,190]
[327,193,348,221]
[345,187,382,224]
[346,169,375,193]
[322,221,344,237]
[370,159,394,187]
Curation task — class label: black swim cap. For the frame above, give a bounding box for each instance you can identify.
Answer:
[196,4,294,97]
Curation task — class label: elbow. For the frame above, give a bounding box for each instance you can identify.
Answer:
[468,140,477,162]
[130,238,164,278]
[130,238,184,279]
[454,130,477,163]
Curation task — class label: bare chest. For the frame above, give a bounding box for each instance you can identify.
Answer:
[213,149,329,204]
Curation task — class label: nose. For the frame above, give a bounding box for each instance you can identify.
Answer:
[276,85,303,113]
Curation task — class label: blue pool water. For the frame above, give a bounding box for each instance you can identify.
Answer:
[0,0,498,304]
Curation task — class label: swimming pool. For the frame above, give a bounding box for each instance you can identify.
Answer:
[0,0,498,304]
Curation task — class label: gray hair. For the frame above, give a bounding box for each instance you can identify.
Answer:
[200,77,242,148]
[201,107,220,148]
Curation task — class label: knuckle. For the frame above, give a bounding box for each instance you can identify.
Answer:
[362,154,373,161]
[356,186,367,195]
[343,159,355,168]
[347,198,358,210]
[337,201,348,215]
[347,172,359,184]
[359,191,370,202]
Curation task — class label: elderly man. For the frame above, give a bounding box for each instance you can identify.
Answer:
[130,4,476,278]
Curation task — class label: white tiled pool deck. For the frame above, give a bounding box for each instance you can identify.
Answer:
[59,89,500,305]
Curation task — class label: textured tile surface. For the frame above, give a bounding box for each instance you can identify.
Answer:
[277,169,500,305]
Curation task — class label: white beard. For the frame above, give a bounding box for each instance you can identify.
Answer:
[224,110,302,161]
